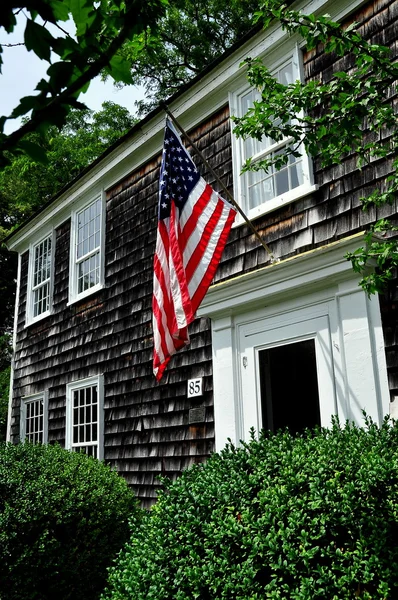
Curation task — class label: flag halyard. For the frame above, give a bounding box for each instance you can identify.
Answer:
[152,119,236,380]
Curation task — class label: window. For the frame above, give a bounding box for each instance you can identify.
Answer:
[27,234,53,324]
[20,392,48,443]
[231,46,315,219]
[66,376,104,459]
[69,195,104,303]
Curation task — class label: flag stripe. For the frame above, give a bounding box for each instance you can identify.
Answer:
[184,196,224,285]
[191,209,236,310]
[169,202,194,328]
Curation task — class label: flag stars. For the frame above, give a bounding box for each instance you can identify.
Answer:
[158,121,201,218]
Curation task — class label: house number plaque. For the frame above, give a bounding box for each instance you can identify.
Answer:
[187,377,203,398]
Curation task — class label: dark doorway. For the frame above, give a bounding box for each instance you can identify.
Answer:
[258,339,321,434]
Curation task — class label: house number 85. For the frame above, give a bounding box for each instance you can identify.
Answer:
[187,378,203,398]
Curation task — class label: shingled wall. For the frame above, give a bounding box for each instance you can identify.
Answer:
[9,0,398,505]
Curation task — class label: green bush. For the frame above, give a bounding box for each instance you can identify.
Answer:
[103,418,398,600]
[0,442,138,600]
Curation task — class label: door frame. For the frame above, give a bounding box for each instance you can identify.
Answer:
[238,311,336,439]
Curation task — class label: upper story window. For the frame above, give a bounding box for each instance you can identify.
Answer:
[230,46,316,221]
[20,392,48,443]
[69,195,104,303]
[66,375,104,459]
[27,233,53,325]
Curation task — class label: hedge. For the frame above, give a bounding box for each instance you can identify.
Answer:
[103,417,398,600]
[0,442,138,600]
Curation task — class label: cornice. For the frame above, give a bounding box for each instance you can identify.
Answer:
[197,233,369,319]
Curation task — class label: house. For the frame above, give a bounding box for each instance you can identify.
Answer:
[4,0,398,507]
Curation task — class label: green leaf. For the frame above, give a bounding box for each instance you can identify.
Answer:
[24,19,54,61]
[46,62,77,91]
[47,0,71,21]
[69,0,96,37]
[10,96,42,119]
[106,55,134,84]
[17,140,49,164]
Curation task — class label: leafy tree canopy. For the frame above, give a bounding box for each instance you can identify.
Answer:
[0,100,135,235]
[0,0,165,166]
[0,99,134,307]
[119,0,260,114]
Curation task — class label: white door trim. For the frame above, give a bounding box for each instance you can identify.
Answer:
[199,235,390,451]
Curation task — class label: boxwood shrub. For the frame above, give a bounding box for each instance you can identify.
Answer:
[103,417,398,600]
[0,442,138,600]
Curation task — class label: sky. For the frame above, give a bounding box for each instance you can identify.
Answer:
[0,15,145,134]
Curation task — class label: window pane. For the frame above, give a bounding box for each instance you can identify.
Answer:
[78,251,100,293]
[239,56,305,209]
[77,200,101,259]
[275,167,289,196]
[23,398,44,443]
[278,60,294,85]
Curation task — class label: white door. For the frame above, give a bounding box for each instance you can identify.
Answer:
[238,313,336,439]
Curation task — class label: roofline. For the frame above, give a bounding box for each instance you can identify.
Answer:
[3,22,262,248]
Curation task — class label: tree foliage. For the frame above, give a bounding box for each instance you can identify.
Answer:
[119,0,260,114]
[232,1,398,294]
[0,0,165,165]
[0,101,135,232]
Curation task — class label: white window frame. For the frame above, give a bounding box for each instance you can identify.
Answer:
[68,193,105,304]
[26,232,54,325]
[20,391,48,443]
[230,43,317,223]
[65,375,104,460]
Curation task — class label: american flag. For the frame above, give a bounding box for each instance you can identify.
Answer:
[152,119,236,380]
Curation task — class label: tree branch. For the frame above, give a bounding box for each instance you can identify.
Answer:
[1,1,150,156]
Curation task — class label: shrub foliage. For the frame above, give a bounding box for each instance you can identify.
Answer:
[104,418,398,600]
[0,442,138,600]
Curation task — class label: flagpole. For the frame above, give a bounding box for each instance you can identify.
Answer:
[161,103,277,263]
